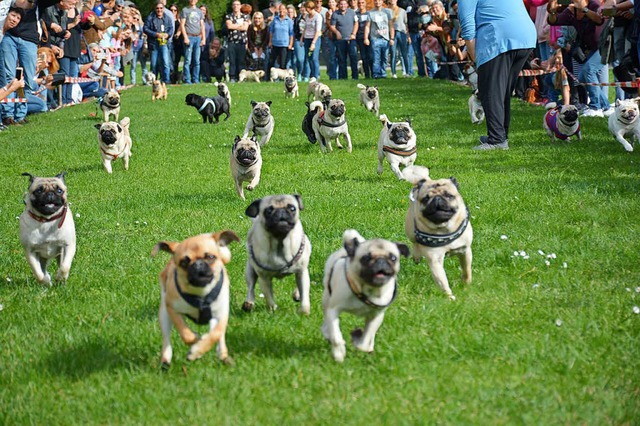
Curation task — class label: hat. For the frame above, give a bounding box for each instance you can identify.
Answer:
[115,0,125,6]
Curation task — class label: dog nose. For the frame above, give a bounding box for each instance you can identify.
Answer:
[189,260,210,276]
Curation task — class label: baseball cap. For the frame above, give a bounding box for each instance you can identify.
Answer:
[115,0,125,6]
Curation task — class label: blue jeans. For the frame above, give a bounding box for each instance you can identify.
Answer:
[303,37,321,79]
[80,81,107,99]
[371,38,389,79]
[294,39,306,78]
[580,50,610,111]
[390,31,410,76]
[409,32,425,76]
[58,57,79,105]
[356,39,372,79]
[26,92,47,114]
[335,39,359,80]
[1,33,37,120]
[183,35,202,84]
[129,50,139,85]
[150,43,171,83]
[326,37,337,79]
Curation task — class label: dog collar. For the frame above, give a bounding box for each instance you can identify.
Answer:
[341,258,397,309]
[199,98,216,113]
[248,235,306,273]
[317,111,345,128]
[252,116,272,130]
[28,204,68,229]
[383,145,417,157]
[174,268,224,325]
[100,140,129,160]
[412,205,470,248]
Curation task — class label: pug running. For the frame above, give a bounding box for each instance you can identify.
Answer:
[94,117,133,174]
[311,99,352,153]
[243,100,275,146]
[230,135,262,200]
[377,114,417,179]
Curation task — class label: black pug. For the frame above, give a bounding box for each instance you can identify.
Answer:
[185,93,230,124]
[301,101,320,144]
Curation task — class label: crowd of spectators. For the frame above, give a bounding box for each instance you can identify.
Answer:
[0,0,637,130]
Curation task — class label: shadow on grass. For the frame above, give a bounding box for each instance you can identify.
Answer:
[41,338,148,379]
[229,323,325,359]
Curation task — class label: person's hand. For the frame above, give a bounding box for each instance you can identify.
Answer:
[9,78,25,92]
[200,38,205,47]
[36,57,46,73]
[88,15,96,24]
[310,42,315,51]
[63,31,71,39]
[116,70,124,77]
[389,39,394,46]
[184,36,190,45]
[364,38,369,46]
[335,32,342,40]
[51,23,63,33]
[52,45,64,58]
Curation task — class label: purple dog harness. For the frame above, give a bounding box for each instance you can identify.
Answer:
[545,108,580,141]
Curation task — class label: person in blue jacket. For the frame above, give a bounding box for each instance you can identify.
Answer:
[459,0,536,150]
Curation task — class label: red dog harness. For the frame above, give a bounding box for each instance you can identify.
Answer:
[545,108,580,141]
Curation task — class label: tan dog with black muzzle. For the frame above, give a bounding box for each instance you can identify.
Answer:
[230,135,262,200]
[243,194,312,314]
[19,172,76,285]
[322,229,409,362]
[403,166,473,300]
[152,230,240,367]
[152,79,167,101]
[95,117,133,174]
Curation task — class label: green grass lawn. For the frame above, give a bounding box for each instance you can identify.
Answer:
[0,77,638,425]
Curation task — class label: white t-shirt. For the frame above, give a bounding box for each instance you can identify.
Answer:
[303,12,322,39]
[0,0,13,43]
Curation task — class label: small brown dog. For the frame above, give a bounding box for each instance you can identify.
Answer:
[152,79,167,101]
[152,230,240,367]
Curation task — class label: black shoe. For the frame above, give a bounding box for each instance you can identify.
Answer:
[3,117,19,126]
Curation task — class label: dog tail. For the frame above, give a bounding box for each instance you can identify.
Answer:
[309,100,324,112]
[356,83,366,90]
[379,114,389,125]
[309,77,317,84]
[119,116,131,129]
[402,165,430,184]
[544,102,557,111]
[342,229,365,244]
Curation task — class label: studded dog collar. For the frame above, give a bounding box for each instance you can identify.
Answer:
[410,190,470,248]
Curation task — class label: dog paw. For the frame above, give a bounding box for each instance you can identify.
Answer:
[331,344,346,363]
[247,185,254,191]
[241,301,255,312]
[292,288,301,302]
[447,294,457,301]
[161,360,171,370]
[298,305,310,316]
[186,346,204,361]
[222,356,235,367]
[377,166,383,175]
[40,273,52,286]
[55,269,69,282]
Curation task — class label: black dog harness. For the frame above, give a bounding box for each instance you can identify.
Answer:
[174,269,224,325]
[326,257,397,309]
[248,236,306,273]
[413,209,470,248]
[317,111,345,128]
[383,146,417,157]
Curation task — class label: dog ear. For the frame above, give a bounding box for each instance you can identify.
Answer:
[266,101,272,107]
[245,199,262,218]
[395,243,410,258]
[117,124,123,133]
[406,117,412,127]
[233,135,241,150]
[55,171,67,182]
[21,172,35,185]
[94,123,102,130]
[386,121,393,130]
[449,177,459,189]
[293,194,304,211]
[250,135,258,143]
[250,100,257,107]
[151,241,178,257]
[212,230,241,259]
[344,238,360,258]
[616,99,621,107]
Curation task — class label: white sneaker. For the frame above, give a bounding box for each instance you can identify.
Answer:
[581,109,604,118]
[603,107,615,117]
[392,74,397,79]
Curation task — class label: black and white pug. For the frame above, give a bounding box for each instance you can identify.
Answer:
[377,114,417,179]
[243,100,275,146]
[185,93,230,124]
[321,229,409,362]
[243,194,312,315]
[468,90,484,124]
[100,89,120,122]
[230,135,262,200]
[311,99,352,153]
[214,81,232,107]
[19,172,76,285]
[284,75,299,98]
[608,98,640,152]
[356,83,380,116]
[94,117,133,174]
[543,104,581,142]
